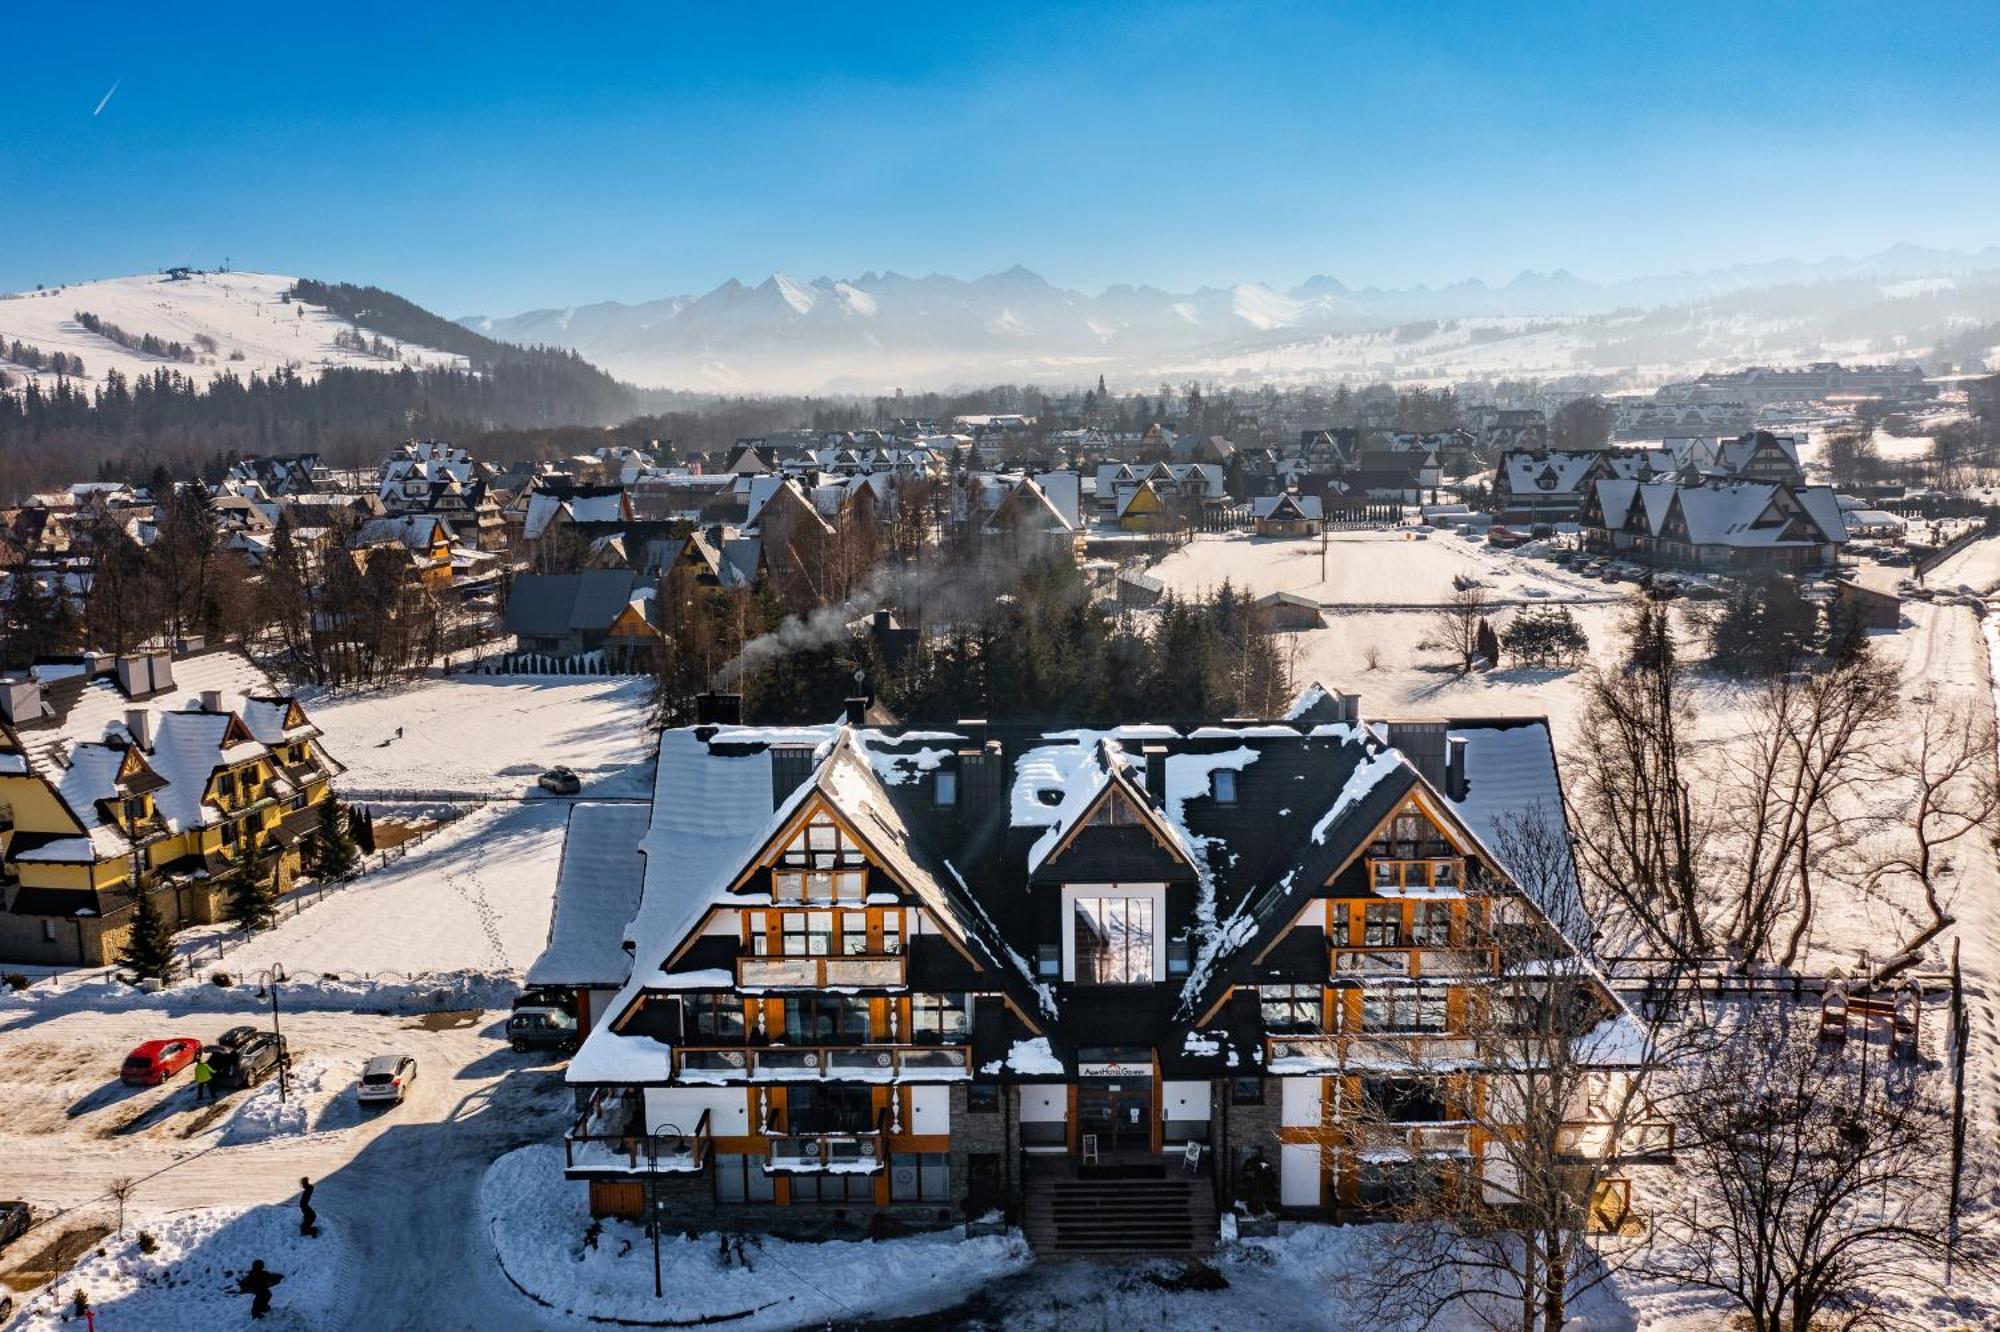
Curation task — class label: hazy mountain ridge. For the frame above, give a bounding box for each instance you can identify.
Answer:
[460,244,2000,392]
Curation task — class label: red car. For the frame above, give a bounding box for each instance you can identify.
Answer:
[120,1037,204,1087]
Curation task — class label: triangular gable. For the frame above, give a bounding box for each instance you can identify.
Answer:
[1032,758,1196,880]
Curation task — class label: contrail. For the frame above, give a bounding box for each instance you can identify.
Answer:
[93,79,120,117]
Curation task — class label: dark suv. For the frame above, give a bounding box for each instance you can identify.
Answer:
[207,1031,290,1091]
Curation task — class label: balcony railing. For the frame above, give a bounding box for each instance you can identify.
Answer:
[1265,1033,1483,1072]
[1345,1121,1476,1158]
[735,954,908,989]
[675,1044,970,1083]
[1330,944,1500,980]
[1558,1119,1676,1161]
[564,1102,713,1178]
[763,1107,893,1175]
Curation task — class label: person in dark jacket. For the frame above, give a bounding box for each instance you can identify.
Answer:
[297,1176,319,1237]
[236,1260,283,1319]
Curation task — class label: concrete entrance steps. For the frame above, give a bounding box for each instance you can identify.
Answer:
[1022,1169,1217,1257]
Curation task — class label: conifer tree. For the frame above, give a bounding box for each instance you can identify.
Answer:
[311,797,360,881]
[119,889,179,983]
[226,839,279,930]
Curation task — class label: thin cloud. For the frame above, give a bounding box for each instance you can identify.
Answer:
[92,79,120,117]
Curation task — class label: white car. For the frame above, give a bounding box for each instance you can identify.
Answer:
[356,1054,418,1105]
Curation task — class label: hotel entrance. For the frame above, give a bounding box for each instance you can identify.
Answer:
[1075,1047,1157,1163]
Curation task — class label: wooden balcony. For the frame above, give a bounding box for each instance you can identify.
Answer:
[1345,1121,1476,1158]
[734,954,907,989]
[763,1107,893,1175]
[1264,1033,1482,1072]
[1330,944,1500,980]
[675,1043,971,1084]
[1558,1118,1676,1163]
[564,1104,713,1179]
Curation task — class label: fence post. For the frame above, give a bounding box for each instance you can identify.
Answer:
[1947,938,1967,1283]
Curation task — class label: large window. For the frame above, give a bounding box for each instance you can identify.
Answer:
[790,1174,875,1203]
[687,994,746,1042]
[1412,903,1452,947]
[1362,1076,1450,1122]
[890,1152,952,1202]
[1259,984,1320,1032]
[772,813,868,904]
[781,995,871,1045]
[1073,895,1156,984]
[787,1084,874,1134]
[911,993,969,1045]
[713,1153,776,1203]
[1362,903,1403,947]
[1361,984,1449,1034]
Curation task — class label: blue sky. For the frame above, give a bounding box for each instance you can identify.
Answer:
[6,1,1998,315]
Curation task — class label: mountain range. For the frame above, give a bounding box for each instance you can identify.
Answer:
[460,245,2000,394]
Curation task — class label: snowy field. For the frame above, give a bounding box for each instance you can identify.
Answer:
[1150,529,1613,608]
[0,271,465,393]
[305,672,657,801]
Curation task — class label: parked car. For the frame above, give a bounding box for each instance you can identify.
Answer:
[121,1037,203,1086]
[208,1031,290,1091]
[0,1200,29,1251]
[512,985,578,1017]
[356,1054,418,1105]
[507,1006,579,1054]
[537,766,581,795]
[214,1025,262,1052]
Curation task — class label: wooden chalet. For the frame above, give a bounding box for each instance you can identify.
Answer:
[554,690,1661,1250]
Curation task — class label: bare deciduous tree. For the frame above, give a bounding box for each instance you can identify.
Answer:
[1643,999,1977,1332]
[1567,602,1710,960]
[1350,809,1669,1332]
[1431,586,1491,675]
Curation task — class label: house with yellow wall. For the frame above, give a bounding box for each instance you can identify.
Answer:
[0,647,342,966]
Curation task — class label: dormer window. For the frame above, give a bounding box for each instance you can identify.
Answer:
[1085,787,1145,827]
[1212,770,1237,805]
[934,771,957,807]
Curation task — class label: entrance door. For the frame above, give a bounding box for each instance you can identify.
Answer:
[1078,1078,1151,1156]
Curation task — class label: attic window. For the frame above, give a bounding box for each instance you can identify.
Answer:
[934,771,957,807]
[1085,788,1145,827]
[1037,788,1064,808]
[1212,770,1238,805]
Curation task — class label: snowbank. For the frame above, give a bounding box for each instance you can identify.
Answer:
[6,1203,339,1331]
[479,1145,1031,1328]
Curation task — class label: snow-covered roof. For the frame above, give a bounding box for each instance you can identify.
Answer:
[528,802,651,988]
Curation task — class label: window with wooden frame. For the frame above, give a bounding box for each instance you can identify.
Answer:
[771,813,869,904]
[1085,787,1147,828]
[781,995,871,1045]
[686,993,747,1042]
[910,992,969,1045]
[1361,983,1450,1034]
[1361,903,1403,947]
[1411,903,1453,947]
[1258,983,1321,1032]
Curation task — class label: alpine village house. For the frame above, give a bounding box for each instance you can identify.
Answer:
[0,646,341,965]
[550,687,1665,1256]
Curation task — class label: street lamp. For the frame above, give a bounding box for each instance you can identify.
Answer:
[253,963,289,1103]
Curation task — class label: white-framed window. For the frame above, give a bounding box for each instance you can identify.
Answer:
[1060,883,1166,985]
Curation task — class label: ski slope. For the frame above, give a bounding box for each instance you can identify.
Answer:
[0,271,466,391]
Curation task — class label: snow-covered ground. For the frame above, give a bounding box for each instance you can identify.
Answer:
[483,1144,1033,1328]
[0,271,465,393]
[0,1000,576,1330]
[306,672,657,801]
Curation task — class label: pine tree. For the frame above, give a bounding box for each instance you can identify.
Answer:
[226,840,279,930]
[1476,616,1501,668]
[119,889,179,983]
[311,797,360,881]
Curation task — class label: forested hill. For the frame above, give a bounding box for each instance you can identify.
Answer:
[288,279,627,384]
[0,278,639,499]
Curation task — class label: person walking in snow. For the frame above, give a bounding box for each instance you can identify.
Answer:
[297,1176,319,1238]
[192,1054,215,1103]
[236,1259,283,1319]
